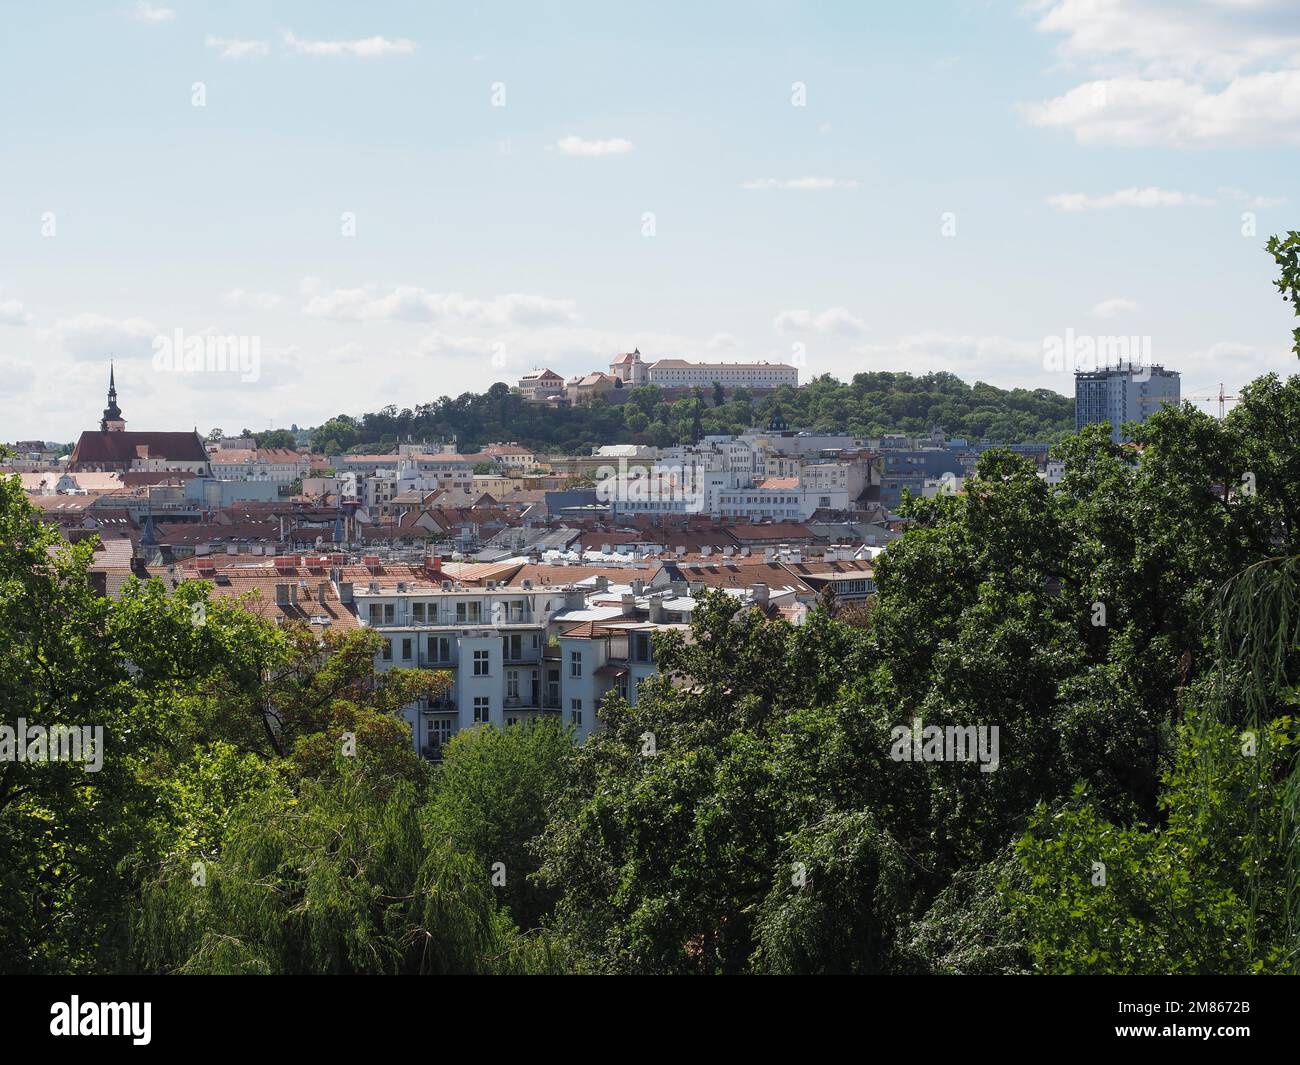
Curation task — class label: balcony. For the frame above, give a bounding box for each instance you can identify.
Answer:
[418,656,458,669]
[502,649,541,665]
[366,608,540,629]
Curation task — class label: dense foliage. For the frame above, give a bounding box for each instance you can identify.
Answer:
[308,371,1075,456]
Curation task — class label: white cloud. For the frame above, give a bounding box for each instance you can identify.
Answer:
[0,296,32,326]
[1030,0,1300,82]
[555,135,635,156]
[774,307,866,338]
[1092,297,1138,319]
[850,333,1046,382]
[1219,186,1288,209]
[418,333,506,361]
[741,177,859,191]
[1023,72,1300,147]
[205,36,270,61]
[131,2,174,24]
[300,282,578,326]
[1047,186,1216,211]
[706,333,737,351]
[280,31,417,58]
[1022,3,1300,149]
[328,342,368,364]
[0,356,35,396]
[43,313,159,361]
[222,288,282,310]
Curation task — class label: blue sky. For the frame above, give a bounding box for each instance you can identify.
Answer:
[1,0,1297,441]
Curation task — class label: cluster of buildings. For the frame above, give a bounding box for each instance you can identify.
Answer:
[518,349,799,406]
[5,358,1184,758]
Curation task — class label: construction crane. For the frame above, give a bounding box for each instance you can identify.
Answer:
[1181,382,1243,419]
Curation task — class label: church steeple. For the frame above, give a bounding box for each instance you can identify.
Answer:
[101,362,126,432]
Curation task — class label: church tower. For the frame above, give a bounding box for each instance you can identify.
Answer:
[101,363,126,432]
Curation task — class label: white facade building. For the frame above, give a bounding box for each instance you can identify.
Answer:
[647,359,798,390]
[209,447,310,484]
[359,573,691,750]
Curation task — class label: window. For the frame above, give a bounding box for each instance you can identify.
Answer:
[630,632,652,662]
[383,604,395,624]
[381,640,393,662]
[569,650,582,678]
[504,633,524,660]
[506,671,519,699]
[427,635,451,664]
[412,602,425,623]
[401,638,412,661]
[369,604,381,624]
[473,649,490,676]
[570,698,583,727]
[473,697,490,723]
[427,718,454,747]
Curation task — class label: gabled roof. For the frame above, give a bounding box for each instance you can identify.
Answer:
[69,430,209,467]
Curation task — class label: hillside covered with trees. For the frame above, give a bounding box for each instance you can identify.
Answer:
[308,371,1076,456]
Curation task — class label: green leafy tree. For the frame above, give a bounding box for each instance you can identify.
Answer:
[429,719,573,929]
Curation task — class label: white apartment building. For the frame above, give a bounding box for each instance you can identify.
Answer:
[209,448,310,484]
[741,430,870,455]
[482,443,539,471]
[556,621,663,737]
[338,452,475,484]
[800,461,866,506]
[360,458,475,508]
[357,571,690,750]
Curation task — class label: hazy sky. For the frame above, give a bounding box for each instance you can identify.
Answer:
[2,0,1298,441]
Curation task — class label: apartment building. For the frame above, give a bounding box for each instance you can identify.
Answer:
[209,447,310,484]
[481,443,540,471]
[356,562,691,751]
[1075,363,1181,443]
[337,452,475,485]
[556,620,664,738]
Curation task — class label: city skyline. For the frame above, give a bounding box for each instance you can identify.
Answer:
[2,1,1297,440]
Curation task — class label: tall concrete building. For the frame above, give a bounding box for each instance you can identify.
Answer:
[1074,363,1180,443]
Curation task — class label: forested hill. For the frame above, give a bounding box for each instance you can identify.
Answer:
[308,371,1076,456]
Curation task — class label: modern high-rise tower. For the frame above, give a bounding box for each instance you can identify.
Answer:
[1074,363,1180,443]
